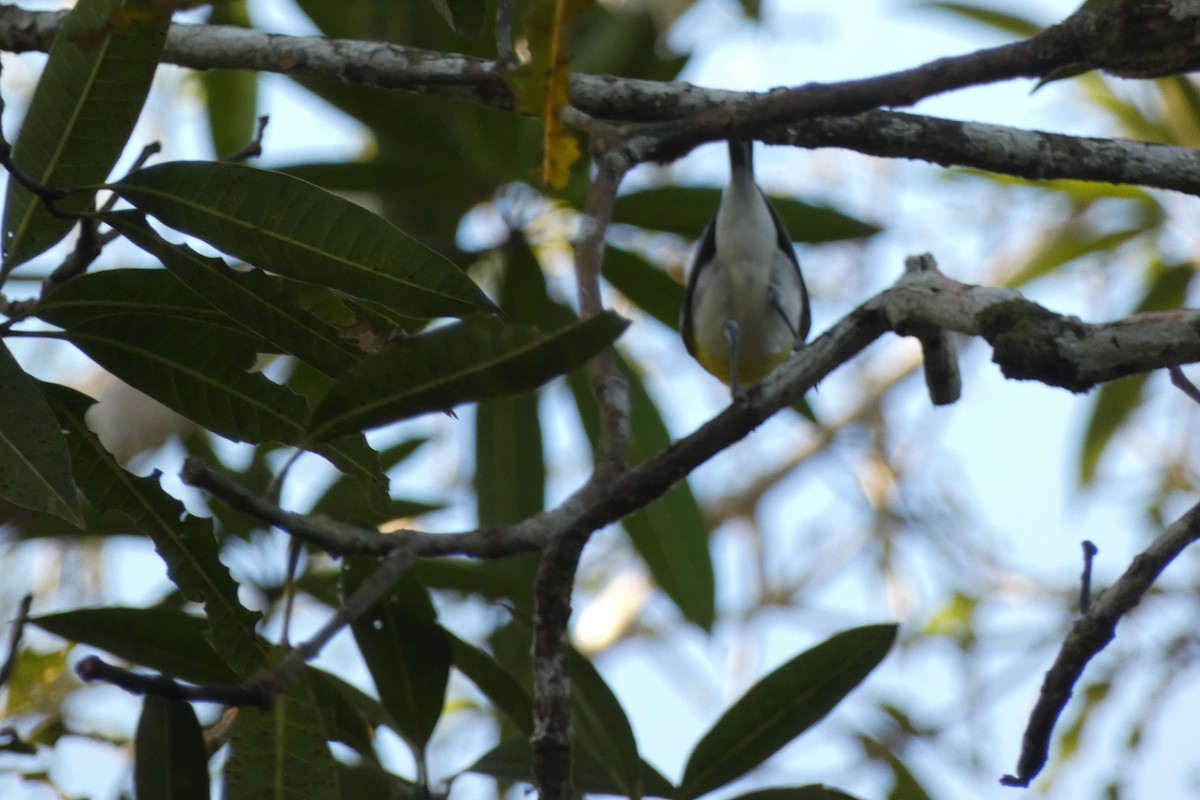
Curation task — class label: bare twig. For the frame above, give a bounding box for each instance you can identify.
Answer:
[1080,540,1098,613]
[1001,501,1200,787]
[220,115,269,163]
[0,595,33,688]
[76,655,271,708]
[1168,362,1200,405]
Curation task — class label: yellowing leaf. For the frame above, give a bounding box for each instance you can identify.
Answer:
[508,0,594,189]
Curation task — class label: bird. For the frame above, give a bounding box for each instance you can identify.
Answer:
[680,139,811,399]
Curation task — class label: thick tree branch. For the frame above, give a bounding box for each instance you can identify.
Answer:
[4,5,1200,198]
[1001,499,1200,787]
[774,109,1200,197]
[189,266,1200,568]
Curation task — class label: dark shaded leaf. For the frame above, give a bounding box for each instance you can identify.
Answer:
[678,625,898,800]
[603,246,684,331]
[1079,262,1193,485]
[569,645,642,797]
[134,696,210,800]
[32,607,237,685]
[37,267,232,328]
[0,0,169,270]
[309,668,401,765]
[465,737,674,798]
[729,787,864,800]
[202,0,258,158]
[224,674,339,800]
[336,763,421,800]
[447,631,533,732]
[106,211,364,378]
[44,311,311,446]
[0,343,82,525]
[428,0,487,37]
[307,312,628,441]
[39,383,263,676]
[475,240,548,525]
[343,561,451,752]
[614,187,879,243]
[569,358,713,630]
[112,160,497,317]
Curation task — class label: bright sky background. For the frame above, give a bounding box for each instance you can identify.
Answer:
[5,1,1200,799]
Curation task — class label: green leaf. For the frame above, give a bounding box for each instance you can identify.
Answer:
[32,608,237,685]
[343,561,451,752]
[224,674,339,800]
[603,246,684,331]
[569,645,642,798]
[106,211,365,378]
[135,696,211,800]
[0,0,170,270]
[466,737,674,798]
[111,160,497,318]
[428,0,487,37]
[202,0,258,158]
[335,763,422,800]
[37,266,233,328]
[309,668,400,765]
[475,392,545,524]
[1005,225,1150,288]
[613,187,879,244]
[1078,262,1193,485]
[727,787,864,800]
[1078,375,1147,487]
[475,241,549,525]
[569,357,714,630]
[44,311,312,446]
[0,342,82,525]
[39,383,264,676]
[308,437,438,528]
[447,631,534,732]
[677,624,898,800]
[913,3,1042,38]
[306,312,629,442]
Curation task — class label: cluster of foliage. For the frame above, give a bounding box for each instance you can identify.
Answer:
[0,0,895,798]
[2,0,1200,798]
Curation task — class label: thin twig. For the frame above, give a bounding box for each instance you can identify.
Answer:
[1080,540,1098,613]
[75,655,271,708]
[220,115,269,163]
[0,595,33,688]
[1001,500,1200,787]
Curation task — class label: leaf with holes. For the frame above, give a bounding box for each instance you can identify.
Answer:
[0,344,82,525]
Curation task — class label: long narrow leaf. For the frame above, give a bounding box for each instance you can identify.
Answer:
[0,343,82,525]
[343,561,451,753]
[135,696,211,800]
[32,608,237,685]
[37,267,232,328]
[1,0,169,270]
[40,383,263,676]
[41,312,311,446]
[678,625,898,800]
[106,211,364,378]
[307,312,628,442]
[568,357,713,630]
[224,675,339,800]
[111,160,497,318]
